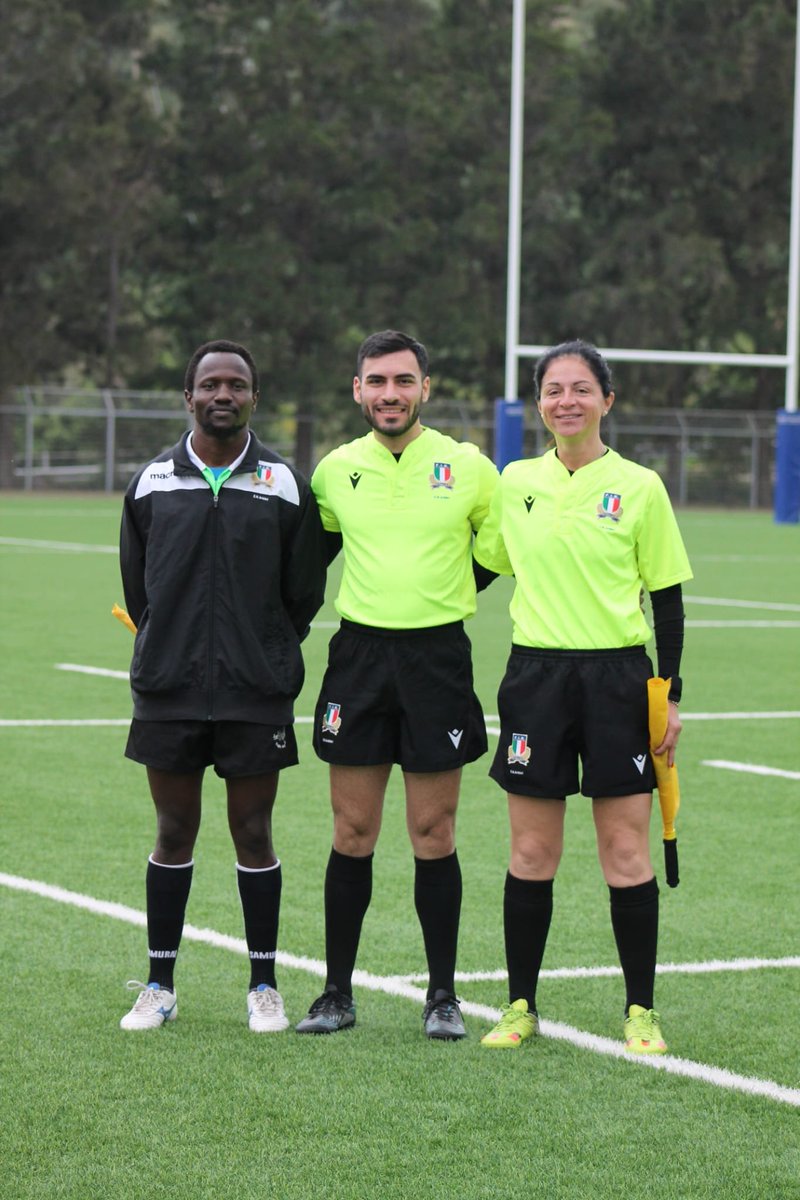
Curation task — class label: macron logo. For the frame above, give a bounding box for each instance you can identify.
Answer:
[448,729,464,749]
[350,472,361,489]
[632,754,648,775]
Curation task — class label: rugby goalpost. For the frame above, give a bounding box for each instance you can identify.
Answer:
[498,0,800,523]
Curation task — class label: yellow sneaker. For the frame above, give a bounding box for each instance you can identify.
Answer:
[480,998,538,1048]
[623,1005,667,1054]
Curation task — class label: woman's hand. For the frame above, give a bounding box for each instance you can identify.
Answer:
[653,700,682,767]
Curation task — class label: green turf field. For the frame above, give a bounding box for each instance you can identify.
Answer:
[1,495,798,1199]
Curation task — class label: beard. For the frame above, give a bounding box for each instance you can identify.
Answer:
[360,400,421,438]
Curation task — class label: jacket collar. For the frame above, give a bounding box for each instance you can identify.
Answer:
[173,430,261,475]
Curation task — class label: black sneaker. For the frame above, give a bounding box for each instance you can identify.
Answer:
[295,988,356,1034]
[422,990,467,1040]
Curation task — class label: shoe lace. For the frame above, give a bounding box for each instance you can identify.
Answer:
[309,991,348,1016]
[495,1003,526,1030]
[251,987,281,1014]
[125,981,163,1013]
[424,995,460,1021]
[629,1008,661,1037]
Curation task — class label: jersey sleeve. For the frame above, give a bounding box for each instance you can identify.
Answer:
[472,472,514,576]
[119,481,148,627]
[469,452,501,533]
[310,456,341,533]
[637,473,693,591]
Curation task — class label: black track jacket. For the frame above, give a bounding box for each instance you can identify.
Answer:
[120,432,326,724]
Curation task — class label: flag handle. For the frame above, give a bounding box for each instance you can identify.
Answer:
[663,838,679,889]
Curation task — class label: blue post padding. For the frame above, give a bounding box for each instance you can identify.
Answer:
[494,398,525,470]
[774,410,800,524]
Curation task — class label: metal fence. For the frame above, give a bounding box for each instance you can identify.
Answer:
[0,385,779,508]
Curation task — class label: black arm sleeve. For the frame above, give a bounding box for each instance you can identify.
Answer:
[119,491,148,628]
[323,530,343,566]
[650,583,684,700]
[473,557,499,593]
[281,488,328,641]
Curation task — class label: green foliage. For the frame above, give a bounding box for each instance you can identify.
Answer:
[532,0,797,409]
[3,1,797,422]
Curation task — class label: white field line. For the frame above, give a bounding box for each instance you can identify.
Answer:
[703,760,800,781]
[2,871,798,1109]
[485,712,800,733]
[56,663,130,680]
[685,620,800,628]
[419,957,800,982]
[0,719,133,727]
[691,555,800,563]
[0,537,118,554]
[3,711,800,730]
[685,595,800,613]
[0,716,316,727]
[680,711,800,720]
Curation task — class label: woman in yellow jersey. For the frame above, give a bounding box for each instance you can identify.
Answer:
[474,340,692,1053]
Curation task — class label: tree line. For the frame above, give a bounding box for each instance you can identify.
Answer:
[2,0,795,442]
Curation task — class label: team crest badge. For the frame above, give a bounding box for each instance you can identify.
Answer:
[430,461,455,490]
[597,491,623,521]
[507,731,531,766]
[273,727,287,750]
[253,462,275,487]
[321,702,342,736]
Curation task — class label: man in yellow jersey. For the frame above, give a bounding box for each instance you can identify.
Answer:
[296,329,499,1039]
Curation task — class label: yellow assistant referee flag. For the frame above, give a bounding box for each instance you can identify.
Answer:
[112,603,137,635]
[647,676,680,888]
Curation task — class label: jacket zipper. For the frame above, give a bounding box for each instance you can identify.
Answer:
[207,488,220,718]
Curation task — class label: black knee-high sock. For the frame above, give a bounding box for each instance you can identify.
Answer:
[237,861,282,990]
[504,872,554,1013]
[324,848,373,996]
[414,852,462,1000]
[146,857,193,990]
[609,877,659,1012]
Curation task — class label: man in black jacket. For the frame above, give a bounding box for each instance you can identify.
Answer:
[119,339,326,1034]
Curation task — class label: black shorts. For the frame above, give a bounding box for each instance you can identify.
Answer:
[313,620,488,772]
[489,646,656,798]
[125,719,299,779]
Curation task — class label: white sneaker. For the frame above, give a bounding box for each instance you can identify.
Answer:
[120,981,178,1030]
[248,984,289,1032]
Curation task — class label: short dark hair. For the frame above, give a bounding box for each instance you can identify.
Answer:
[533,339,612,399]
[184,339,259,393]
[356,330,429,378]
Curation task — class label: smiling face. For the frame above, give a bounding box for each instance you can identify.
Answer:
[354,348,430,451]
[185,351,258,441]
[537,354,613,451]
